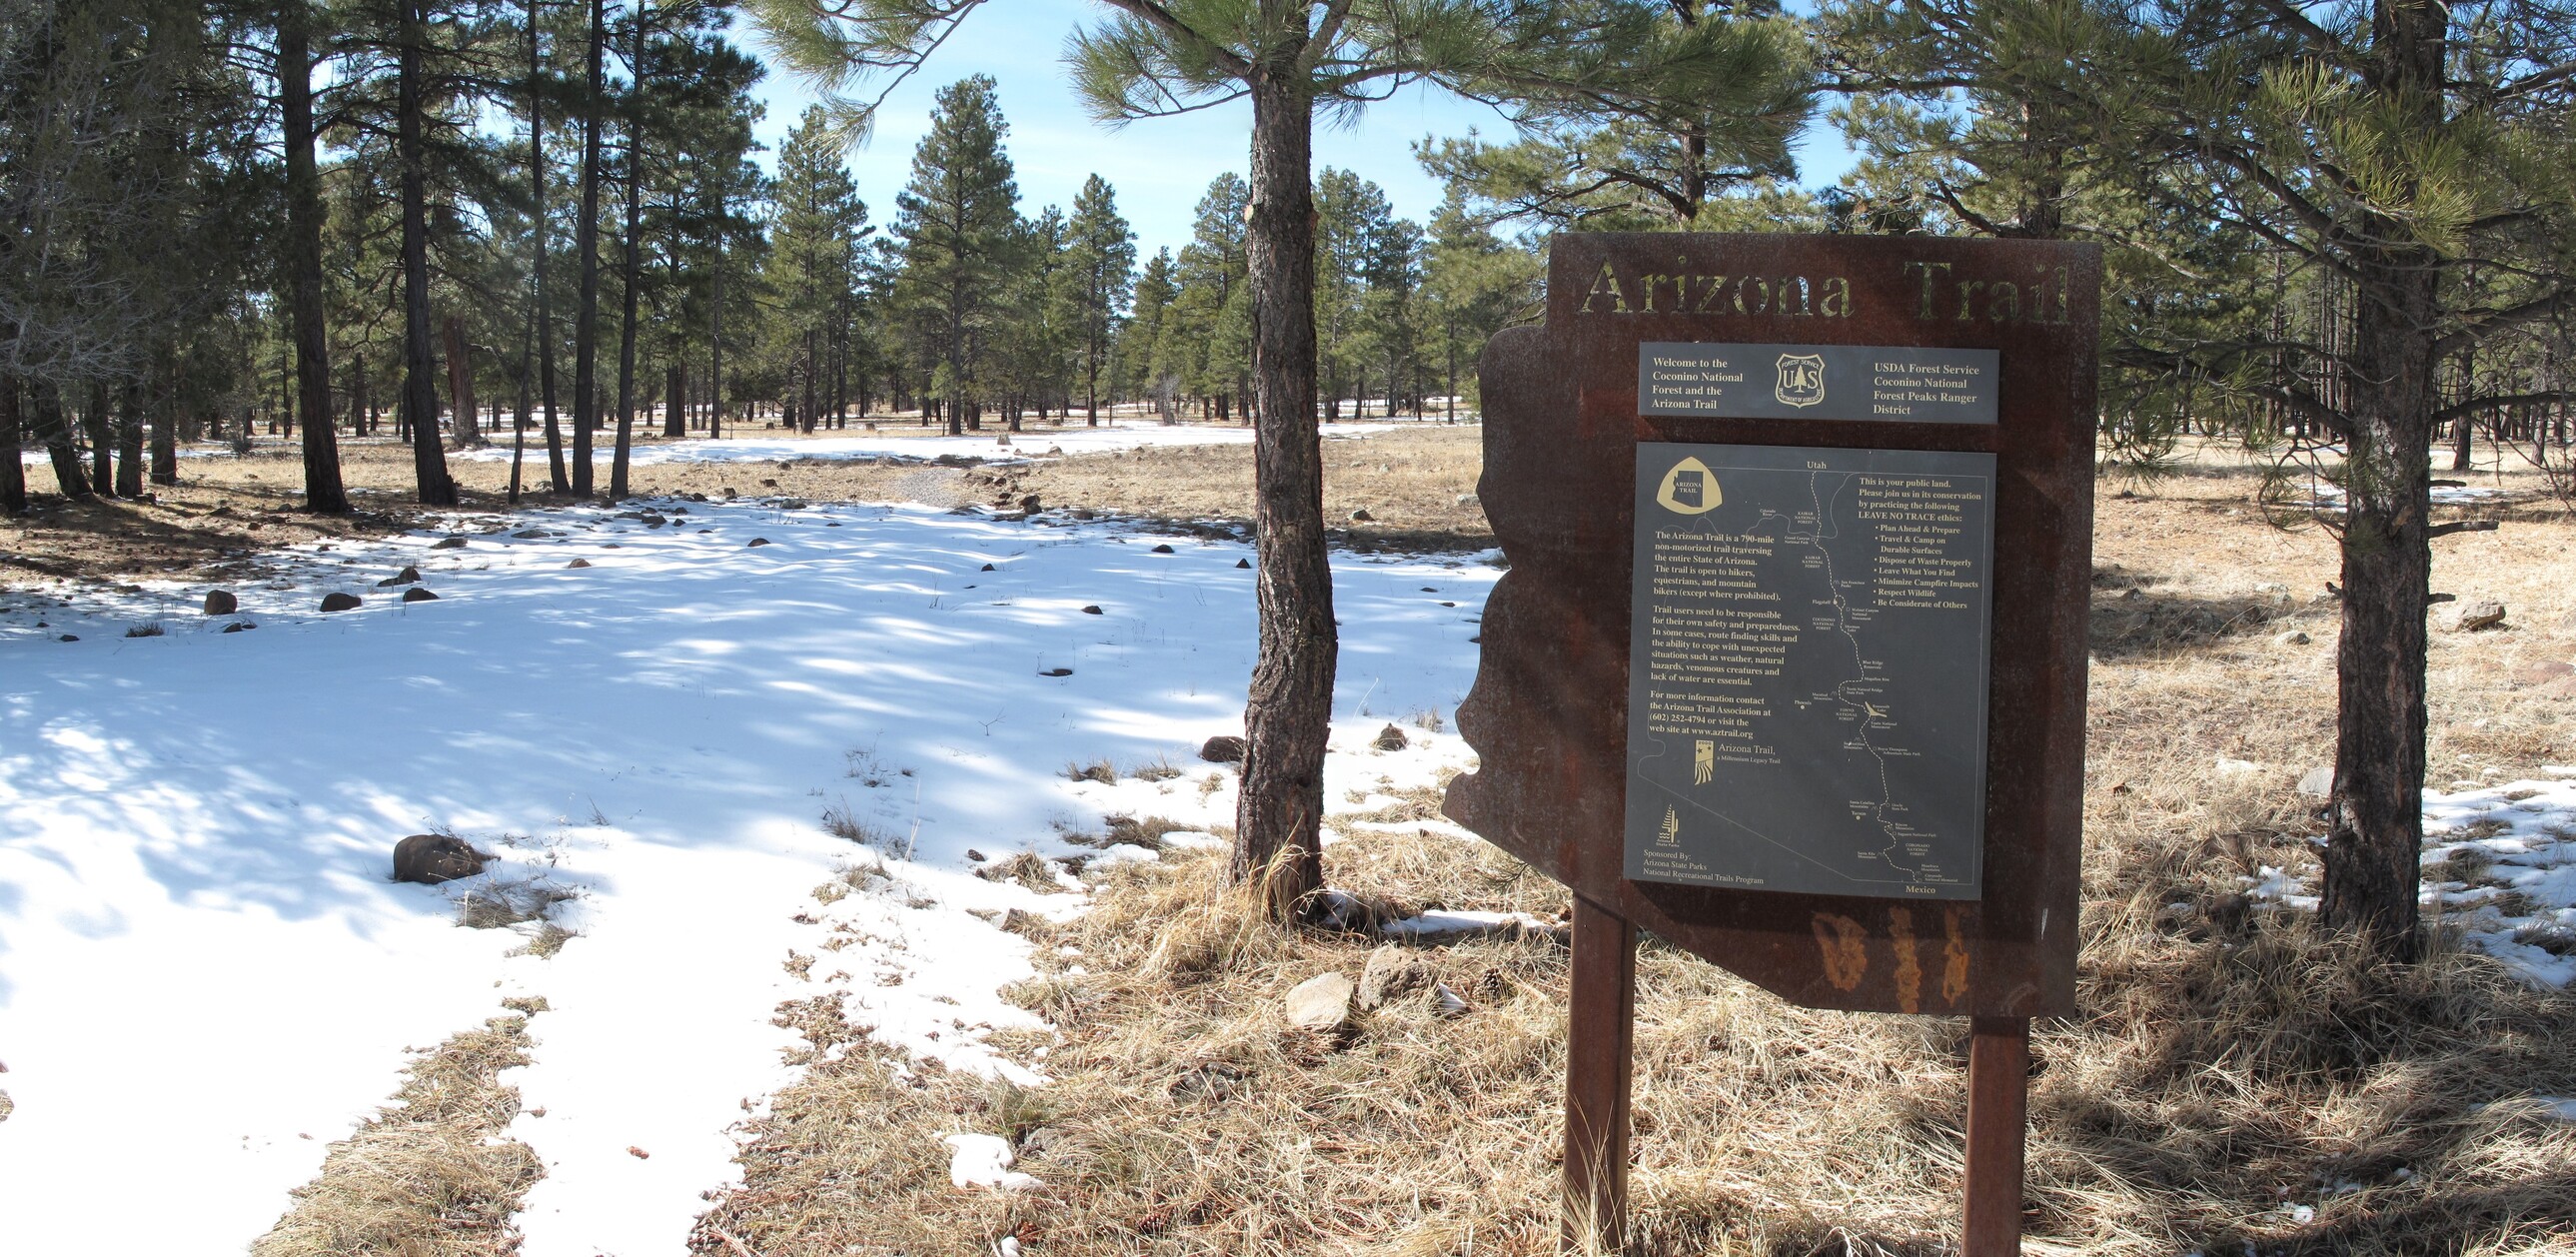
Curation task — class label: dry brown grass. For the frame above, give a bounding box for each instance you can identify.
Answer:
[695,807,2576,1257]
[0,420,1487,593]
[686,439,2576,1256]
[254,1008,545,1257]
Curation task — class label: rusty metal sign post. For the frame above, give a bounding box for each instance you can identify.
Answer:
[1444,233,2098,1255]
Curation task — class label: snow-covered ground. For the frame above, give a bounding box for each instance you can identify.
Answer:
[450,419,1405,468]
[0,497,1492,1254]
[2244,769,2576,984]
[2420,772,2576,985]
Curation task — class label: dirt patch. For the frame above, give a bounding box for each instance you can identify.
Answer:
[1,419,1487,594]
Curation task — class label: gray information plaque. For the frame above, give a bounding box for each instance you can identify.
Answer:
[1625,443,1995,899]
[1639,343,1999,424]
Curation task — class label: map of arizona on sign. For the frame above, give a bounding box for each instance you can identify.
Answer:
[1626,444,1995,900]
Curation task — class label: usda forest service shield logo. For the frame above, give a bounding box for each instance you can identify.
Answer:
[1773,352,1826,409]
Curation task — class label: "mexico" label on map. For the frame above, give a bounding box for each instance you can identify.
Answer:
[1638,343,1998,424]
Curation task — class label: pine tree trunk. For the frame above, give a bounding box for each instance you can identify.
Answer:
[0,373,25,515]
[114,383,143,499]
[709,194,725,441]
[570,0,607,497]
[800,330,818,434]
[38,382,86,498]
[527,0,567,492]
[511,330,531,504]
[149,370,177,485]
[281,0,348,513]
[87,382,112,497]
[1232,63,1334,917]
[610,1,644,503]
[397,0,457,506]
[2317,0,2445,962]
[443,316,479,451]
[664,360,684,437]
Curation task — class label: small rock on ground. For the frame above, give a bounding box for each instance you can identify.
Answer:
[392,833,488,884]
[202,591,237,616]
[1285,972,1355,1031]
[319,592,362,613]
[1357,944,1431,1011]
[2440,599,2507,632]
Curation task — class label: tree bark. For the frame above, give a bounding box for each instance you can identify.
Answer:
[610,0,644,500]
[281,0,348,512]
[0,373,25,515]
[397,0,457,506]
[2317,0,2445,962]
[113,381,144,499]
[37,382,86,498]
[709,178,726,441]
[1231,61,1335,917]
[512,322,531,504]
[86,382,112,497]
[149,363,176,486]
[443,315,479,451]
[664,359,684,436]
[570,0,607,497]
[527,0,568,493]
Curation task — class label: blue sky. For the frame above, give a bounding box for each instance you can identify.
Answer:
[735,1,1859,259]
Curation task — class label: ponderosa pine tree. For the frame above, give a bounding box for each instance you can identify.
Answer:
[570,0,607,495]
[610,0,648,499]
[1420,189,1539,422]
[1421,0,1812,231]
[765,104,869,435]
[748,0,1787,915]
[391,0,454,504]
[1168,174,1249,421]
[278,0,349,513]
[2074,0,2576,959]
[1064,174,1133,427]
[887,76,1018,437]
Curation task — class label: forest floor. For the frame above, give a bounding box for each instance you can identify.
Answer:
[0,414,1481,594]
[678,442,2576,1257]
[4,426,2574,1255]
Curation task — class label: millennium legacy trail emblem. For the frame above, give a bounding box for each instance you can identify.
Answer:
[1773,352,1827,408]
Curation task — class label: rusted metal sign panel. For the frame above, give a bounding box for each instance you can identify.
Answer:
[1446,233,2097,1018]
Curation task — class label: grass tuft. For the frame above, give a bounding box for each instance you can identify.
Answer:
[252,1013,543,1255]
